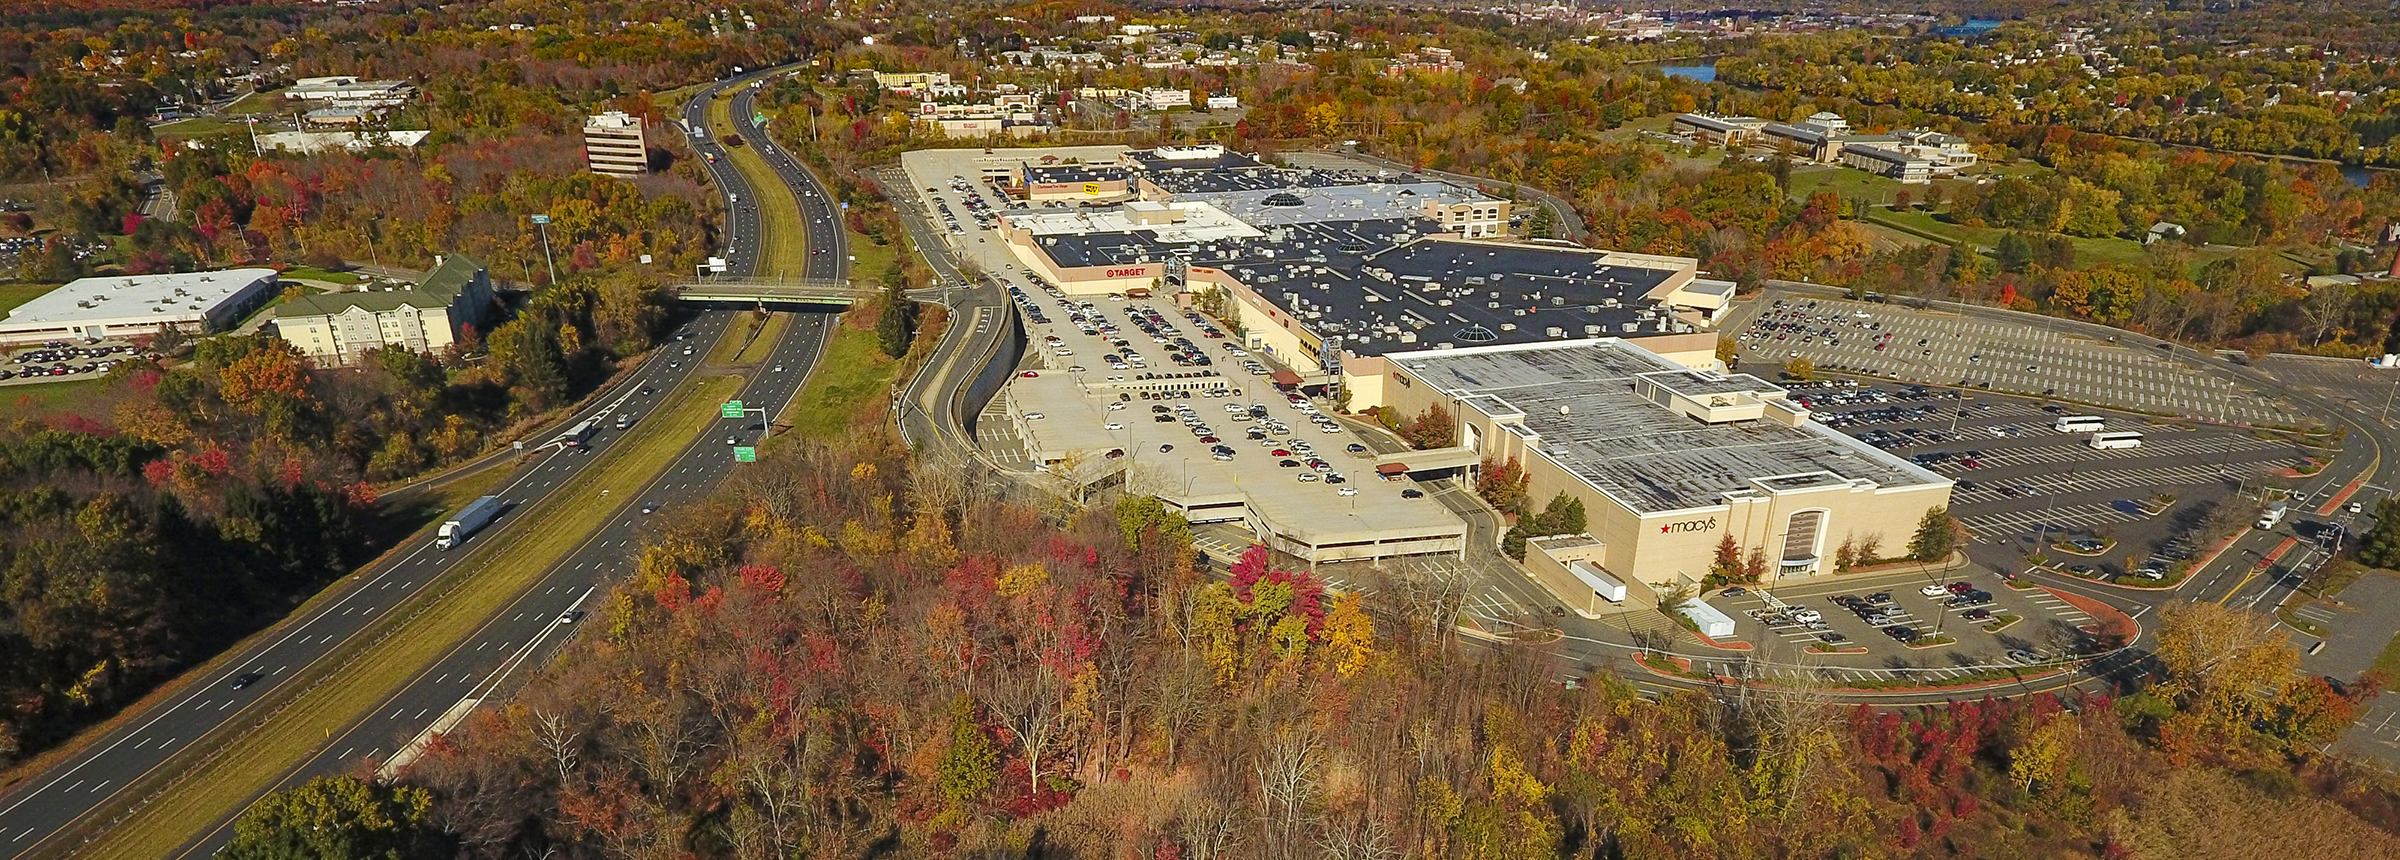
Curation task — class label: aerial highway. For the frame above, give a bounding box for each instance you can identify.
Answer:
[0,311,742,859]
[162,65,857,859]
[0,65,852,859]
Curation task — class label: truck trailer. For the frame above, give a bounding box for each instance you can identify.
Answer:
[437,495,504,550]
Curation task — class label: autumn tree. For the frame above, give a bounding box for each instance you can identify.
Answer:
[1403,402,1455,449]
[222,776,449,860]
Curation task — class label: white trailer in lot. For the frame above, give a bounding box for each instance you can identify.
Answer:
[1679,600,1736,639]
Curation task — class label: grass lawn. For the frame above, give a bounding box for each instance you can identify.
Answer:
[706,97,811,278]
[849,225,899,282]
[1,378,108,416]
[278,264,370,286]
[1872,207,2167,268]
[75,370,746,859]
[785,320,894,438]
[223,90,281,115]
[0,282,59,314]
[2365,619,2400,683]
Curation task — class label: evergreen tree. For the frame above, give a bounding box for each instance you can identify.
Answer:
[2356,498,2400,568]
[1909,506,1965,562]
[1996,232,2034,274]
[876,286,917,358]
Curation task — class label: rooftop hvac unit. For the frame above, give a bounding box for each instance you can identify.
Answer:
[1621,322,1639,332]
[1512,309,1526,317]
[1586,305,1600,313]
[1437,298,1453,307]
[1487,301,1500,309]
[1552,296,1566,306]
[1499,323,1516,332]
[1546,327,1564,338]
[1585,325,1604,336]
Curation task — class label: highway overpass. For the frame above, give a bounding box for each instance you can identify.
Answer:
[672,277,872,305]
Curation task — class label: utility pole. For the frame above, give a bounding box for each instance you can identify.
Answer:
[530,213,558,286]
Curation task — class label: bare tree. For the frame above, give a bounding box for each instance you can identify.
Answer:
[1179,798,1245,860]
[1316,808,1403,860]
[2302,283,2352,346]
[1251,724,1328,860]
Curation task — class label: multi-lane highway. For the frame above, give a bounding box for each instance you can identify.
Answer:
[0,65,851,859]
[0,311,742,858]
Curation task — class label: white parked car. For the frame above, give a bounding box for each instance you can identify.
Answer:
[1919,584,1950,597]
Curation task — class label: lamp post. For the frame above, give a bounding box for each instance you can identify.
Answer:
[530,213,558,286]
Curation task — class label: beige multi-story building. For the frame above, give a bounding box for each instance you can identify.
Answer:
[583,111,648,177]
[1419,197,1512,238]
[273,256,495,366]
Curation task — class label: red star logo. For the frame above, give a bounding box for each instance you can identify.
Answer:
[1660,524,1671,533]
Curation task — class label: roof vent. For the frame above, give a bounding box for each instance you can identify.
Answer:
[1456,324,1498,343]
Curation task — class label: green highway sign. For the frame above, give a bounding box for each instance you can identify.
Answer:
[753,114,765,124]
[720,400,745,419]
[734,446,757,462]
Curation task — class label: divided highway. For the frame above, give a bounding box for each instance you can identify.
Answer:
[0,313,740,859]
[0,65,850,859]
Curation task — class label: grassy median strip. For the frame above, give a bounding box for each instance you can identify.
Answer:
[707,96,809,279]
[702,311,765,367]
[734,314,791,365]
[74,373,746,859]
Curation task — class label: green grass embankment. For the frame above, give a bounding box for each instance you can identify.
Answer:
[75,372,745,859]
[785,322,893,438]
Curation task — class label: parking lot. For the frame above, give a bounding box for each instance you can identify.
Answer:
[0,338,154,386]
[1780,376,2320,585]
[1729,295,2294,426]
[1705,568,2099,676]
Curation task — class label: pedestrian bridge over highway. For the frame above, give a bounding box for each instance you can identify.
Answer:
[672,278,874,305]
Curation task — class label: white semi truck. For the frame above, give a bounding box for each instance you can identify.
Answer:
[437,495,504,550]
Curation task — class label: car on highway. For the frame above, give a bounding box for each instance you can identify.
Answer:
[229,671,264,690]
[557,610,583,625]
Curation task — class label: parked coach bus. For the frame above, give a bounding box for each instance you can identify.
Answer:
[2087,431,2144,450]
[2054,415,2105,433]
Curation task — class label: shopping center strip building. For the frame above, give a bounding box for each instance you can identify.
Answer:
[940,144,1951,611]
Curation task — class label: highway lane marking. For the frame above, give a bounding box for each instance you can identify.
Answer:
[218,700,233,711]
[87,781,106,794]
[14,827,32,842]
[62,782,80,793]
[435,675,448,684]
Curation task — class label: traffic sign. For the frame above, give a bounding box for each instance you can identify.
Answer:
[721,400,746,418]
[753,114,765,124]
[734,446,757,462]
[530,214,550,224]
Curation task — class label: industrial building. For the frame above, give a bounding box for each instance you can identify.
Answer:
[0,268,280,346]
[272,256,495,366]
[583,111,649,177]
[1363,338,1953,609]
